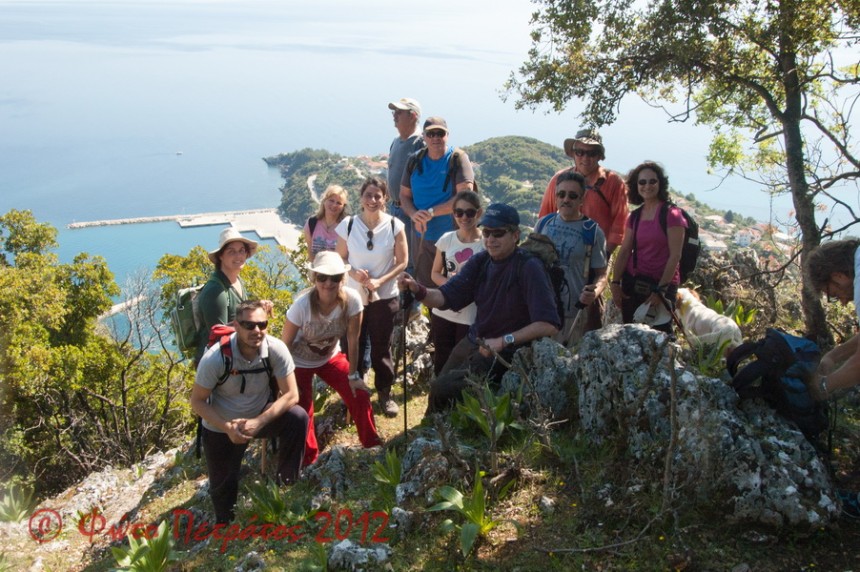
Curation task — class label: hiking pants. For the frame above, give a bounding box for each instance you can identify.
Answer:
[202,405,308,524]
[295,352,382,466]
[356,296,398,397]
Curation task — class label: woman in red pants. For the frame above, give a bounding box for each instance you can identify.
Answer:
[281,251,382,465]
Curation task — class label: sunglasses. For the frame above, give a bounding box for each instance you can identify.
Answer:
[573,148,600,158]
[556,191,581,200]
[454,208,478,218]
[638,178,659,186]
[366,229,374,251]
[315,273,344,283]
[238,320,268,331]
[481,228,510,238]
[424,130,446,139]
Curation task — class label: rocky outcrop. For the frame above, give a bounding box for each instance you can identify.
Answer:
[567,324,837,527]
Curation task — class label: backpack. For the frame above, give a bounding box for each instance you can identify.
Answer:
[170,273,231,355]
[194,324,278,458]
[726,328,828,442]
[631,202,700,283]
[534,214,598,312]
[405,147,478,194]
[308,216,318,236]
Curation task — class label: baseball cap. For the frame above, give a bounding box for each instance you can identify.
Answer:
[423,116,448,133]
[479,203,520,228]
[388,98,421,116]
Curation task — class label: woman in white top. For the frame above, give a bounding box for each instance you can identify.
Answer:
[429,190,484,374]
[281,251,381,466]
[336,177,408,417]
[304,185,349,258]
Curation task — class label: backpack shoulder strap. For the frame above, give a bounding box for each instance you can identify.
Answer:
[535,213,556,234]
[308,216,318,236]
[658,202,671,235]
[217,334,234,384]
[590,177,611,208]
[581,216,597,246]
[631,207,643,270]
[726,340,760,377]
[347,216,354,237]
[405,147,428,178]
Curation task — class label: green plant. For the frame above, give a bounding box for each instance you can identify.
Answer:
[0,551,10,572]
[0,484,34,523]
[371,448,402,512]
[686,339,731,377]
[244,479,315,525]
[730,302,757,330]
[111,520,177,572]
[453,380,523,472]
[428,470,518,558]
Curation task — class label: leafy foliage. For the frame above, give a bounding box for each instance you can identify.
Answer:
[371,448,402,512]
[0,484,34,523]
[111,520,177,572]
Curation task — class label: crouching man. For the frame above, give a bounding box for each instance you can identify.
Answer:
[191,300,309,524]
[397,203,560,414]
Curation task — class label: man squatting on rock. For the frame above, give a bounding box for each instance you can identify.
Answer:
[397,203,560,414]
[191,300,309,524]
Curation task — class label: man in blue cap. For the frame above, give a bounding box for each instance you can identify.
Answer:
[398,203,560,413]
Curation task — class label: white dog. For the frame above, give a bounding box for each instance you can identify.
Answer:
[675,288,744,355]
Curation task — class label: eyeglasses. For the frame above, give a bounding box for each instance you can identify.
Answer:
[556,191,581,200]
[366,229,374,251]
[315,273,344,283]
[481,228,510,238]
[454,208,478,218]
[424,130,446,139]
[573,148,600,158]
[238,320,268,331]
[638,178,659,186]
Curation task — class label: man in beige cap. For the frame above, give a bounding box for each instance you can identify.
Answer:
[194,227,259,364]
[537,128,627,330]
[387,97,424,274]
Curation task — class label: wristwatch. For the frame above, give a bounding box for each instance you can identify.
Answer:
[348,372,362,381]
[503,333,515,347]
[427,207,435,217]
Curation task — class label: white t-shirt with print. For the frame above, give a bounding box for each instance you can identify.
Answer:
[431,230,485,325]
[286,286,363,369]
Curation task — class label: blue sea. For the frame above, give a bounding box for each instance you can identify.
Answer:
[0,0,797,293]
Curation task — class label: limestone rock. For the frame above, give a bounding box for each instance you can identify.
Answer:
[328,538,391,571]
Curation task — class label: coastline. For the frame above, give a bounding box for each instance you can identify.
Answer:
[68,208,303,251]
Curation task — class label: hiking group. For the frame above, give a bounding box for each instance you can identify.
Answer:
[186,95,850,524]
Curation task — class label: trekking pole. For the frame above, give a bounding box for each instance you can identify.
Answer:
[399,287,415,452]
[655,291,687,339]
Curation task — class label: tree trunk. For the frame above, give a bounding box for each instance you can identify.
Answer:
[778,11,830,344]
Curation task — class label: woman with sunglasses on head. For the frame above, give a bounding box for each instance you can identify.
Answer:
[281,251,381,466]
[429,190,485,374]
[304,185,350,258]
[609,161,686,334]
[336,177,408,417]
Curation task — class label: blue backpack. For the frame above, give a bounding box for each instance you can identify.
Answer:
[726,328,828,442]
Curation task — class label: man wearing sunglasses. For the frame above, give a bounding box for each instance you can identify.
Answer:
[400,116,475,288]
[192,300,309,524]
[387,97,424,276]
[398,203,560,414]
[535,170,608,340]
[537,128,628,330]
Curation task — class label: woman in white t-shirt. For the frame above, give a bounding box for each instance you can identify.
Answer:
[304,185,350,258]
[281,251,381,466]
[336,177,409,417]
[430,190,484,374]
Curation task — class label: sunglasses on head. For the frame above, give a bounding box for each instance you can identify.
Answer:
[638,178,659,186]
[454,208,477,218]
[556,191,581,200]
[315,273,344,283]
[238,320,268,331]
[481,228,510,238]
[424,130,446,139]
[365,229,374,251]
[574,148,600,158]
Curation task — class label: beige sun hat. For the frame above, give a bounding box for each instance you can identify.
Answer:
[563,128,605,159]
[306,250,351,275]
[208,227,258,264]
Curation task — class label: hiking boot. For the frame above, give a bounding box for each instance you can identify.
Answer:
[380,394,399,417]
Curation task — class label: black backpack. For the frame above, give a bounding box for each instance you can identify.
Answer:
[726,328,828,442]
[631,201,700,283]
[405,147,478,194]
